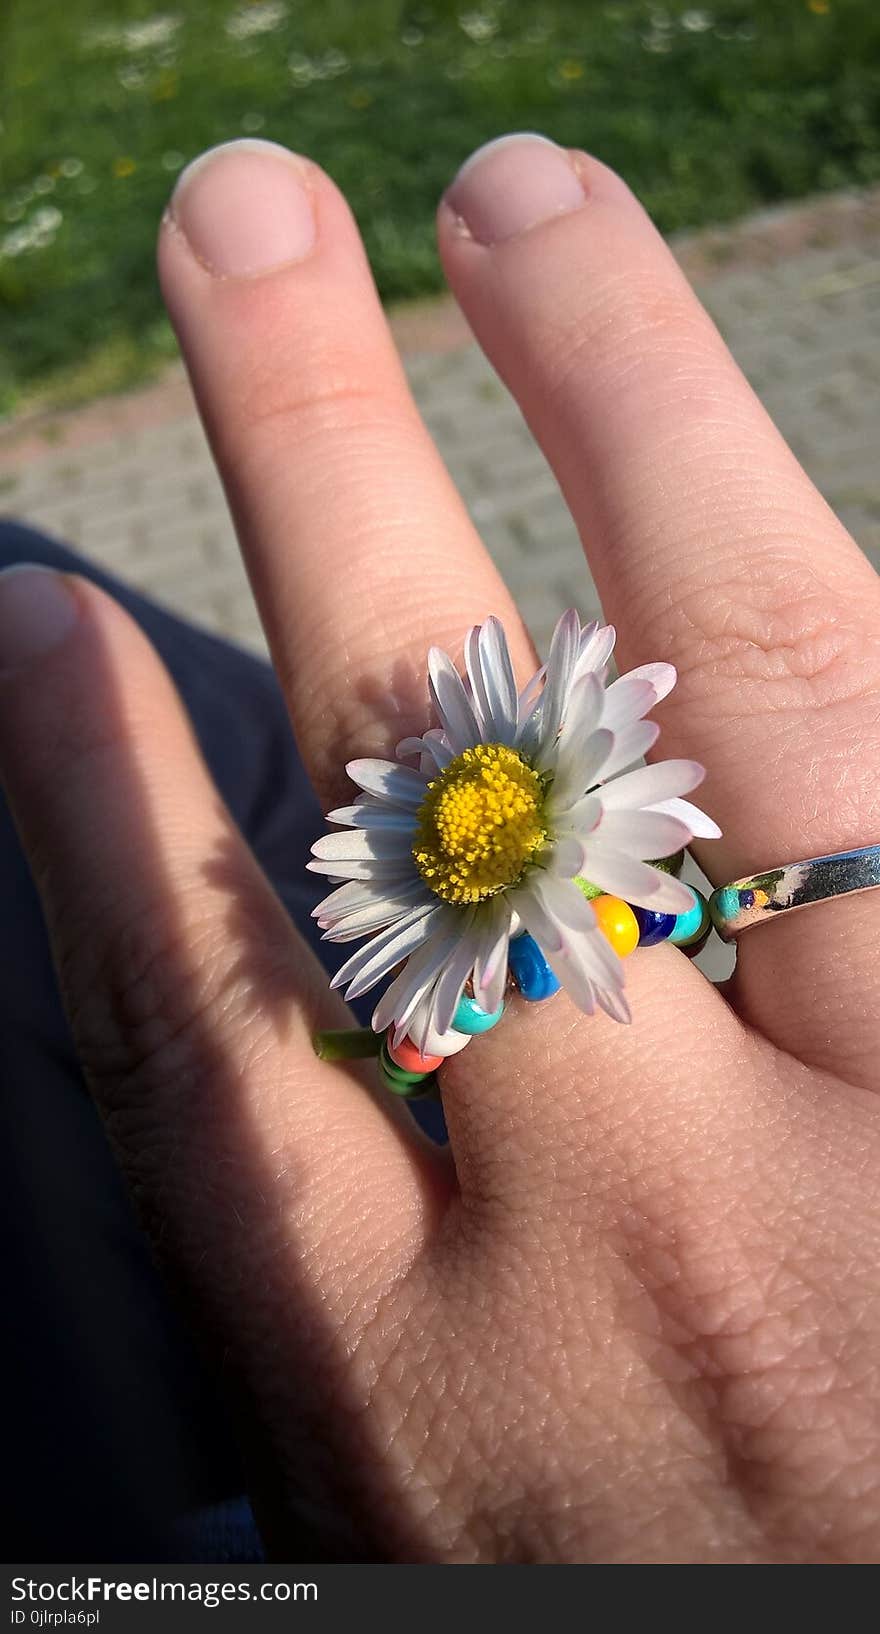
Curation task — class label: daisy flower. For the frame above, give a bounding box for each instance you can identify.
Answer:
[309,610,719,1048]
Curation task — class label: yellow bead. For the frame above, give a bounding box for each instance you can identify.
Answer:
[592,894,640,957]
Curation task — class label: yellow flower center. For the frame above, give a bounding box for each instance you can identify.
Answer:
[412,744,547,904]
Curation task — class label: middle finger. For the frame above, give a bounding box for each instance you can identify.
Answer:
[439,135,880,1088]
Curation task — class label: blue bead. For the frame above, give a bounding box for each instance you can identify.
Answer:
[633,906,677,947]
[668,887,709,947]
[508,932,561,1001]
[452,994,504,1034]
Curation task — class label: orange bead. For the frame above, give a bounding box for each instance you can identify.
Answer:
[591,894,640,957]
[387,1035,445,1074]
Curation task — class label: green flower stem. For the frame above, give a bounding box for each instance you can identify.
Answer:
[313,1027,382,1062]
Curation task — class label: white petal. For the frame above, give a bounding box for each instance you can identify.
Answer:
[473,898,512,1015]
[318,882,429,941]
[314,878,414,923]
[372,917,461,1035]
[541,925,625,1017]
[625,661,676,704]
[516,663,546,730]
[595,984,632,1025]
[573,621,616,680]
[600,676,657,731]
[422,729,455,769]
[477,616,519,743]
[396,731,455,773]
[508,877,564,954]
[550,793,602,835]
[509,869,602,954]
[313,878,372,921]
[311,828,414,862]
[533,608,581,766]
[541,834,587,878]
[596,809,692,858]
[649,797,722,840]
[463,625,490,737]
[430,918,482,1037]
[404,993,472,1058]
[581,846,695,913]
[600,759,705,811]
[548,671,603,782]
[551,722,613,811]
[306,854,417,882]
[346,759,428,808]
[330,904,442,998]
[325,803,416,831]
[597,719,660,780]
[538,872,602,934]
[428,647,481,753]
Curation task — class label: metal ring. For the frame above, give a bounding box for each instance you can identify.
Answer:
[709,844,880,941]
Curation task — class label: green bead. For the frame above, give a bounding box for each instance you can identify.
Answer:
[574,876,603,901]
[379,1062,439,1100]
[379,1041,427,1085]
[649,849,686,877]
[669,886,711,947]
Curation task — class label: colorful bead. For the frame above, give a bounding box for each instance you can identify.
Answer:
[418,1021,472,1058]
[668,886,711,947]
[574,876,603,901]
[591,895,640,957]
[387,1035,444,1075]
[379,1060,439,1100]
[379,1046,426,1086]
[650,849,686,877]
[508,932,561,1001]
[452,994,504,1034]
[713,885,740,923]
[633,906,677,947]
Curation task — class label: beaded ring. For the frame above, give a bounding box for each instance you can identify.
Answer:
[309,610,721,1096]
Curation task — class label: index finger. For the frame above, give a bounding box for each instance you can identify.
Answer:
[158,139,534,807]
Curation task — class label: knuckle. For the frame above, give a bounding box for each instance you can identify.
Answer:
[60,892,234,1114]
[539,270,708,405]
[646,544,880,707]
[232,330,410,453]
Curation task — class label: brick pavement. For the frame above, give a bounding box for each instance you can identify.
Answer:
[2,186,879,660]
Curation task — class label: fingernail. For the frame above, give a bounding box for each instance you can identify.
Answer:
[446,133,587,246]
[0,564,79,674]
[169,139,316,277]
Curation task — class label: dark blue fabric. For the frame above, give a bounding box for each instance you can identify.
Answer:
[0,521,335,1562]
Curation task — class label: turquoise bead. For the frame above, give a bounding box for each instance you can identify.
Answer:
[668,887,710,947]
[452,994,504,1034]
[508,932,561,1001]
[714,885,741,923]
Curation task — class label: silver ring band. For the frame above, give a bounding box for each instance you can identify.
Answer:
[709,844,880,941]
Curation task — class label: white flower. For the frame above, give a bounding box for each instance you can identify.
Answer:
[310,611,720,1044]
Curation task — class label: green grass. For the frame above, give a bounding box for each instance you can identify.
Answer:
[3,0,880,413]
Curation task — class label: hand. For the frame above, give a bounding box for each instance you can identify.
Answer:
[2,134,880,1564]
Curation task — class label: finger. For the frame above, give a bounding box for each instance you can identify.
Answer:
[0,564,439,1339]
[157,139,533,809]
[159,140,719,1207]
[438,135,880,1086]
